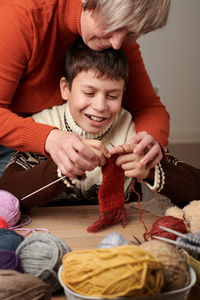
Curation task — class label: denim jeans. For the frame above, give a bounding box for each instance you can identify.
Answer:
[0,145,16,177]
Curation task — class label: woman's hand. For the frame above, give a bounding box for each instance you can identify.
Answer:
[82,139,111,167]
[127,131,163,169]
[45,129,101,177]
[109,143,149,179]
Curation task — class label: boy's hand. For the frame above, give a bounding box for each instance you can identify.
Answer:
[127,131,163,169]
[109,143,150,179]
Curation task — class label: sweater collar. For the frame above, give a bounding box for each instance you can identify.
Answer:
[64,102,117,140]
[57,0,82,37]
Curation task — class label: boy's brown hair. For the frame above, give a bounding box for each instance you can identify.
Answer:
[64,37,129,90]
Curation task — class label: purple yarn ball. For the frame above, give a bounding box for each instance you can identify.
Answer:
[0,249,22,272]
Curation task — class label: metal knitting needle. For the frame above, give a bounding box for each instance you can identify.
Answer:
[159,225,186,238]
[22,142,115,201]
[152,235,177,245]
[21,175,66,201]
[152,225,186,245]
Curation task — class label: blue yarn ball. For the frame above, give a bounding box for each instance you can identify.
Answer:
[0,229,24,251]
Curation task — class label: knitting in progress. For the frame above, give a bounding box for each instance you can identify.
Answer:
[87,155,127,232]
[61,245,164,298]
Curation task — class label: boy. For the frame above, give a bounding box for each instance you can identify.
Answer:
[0,38,148,211]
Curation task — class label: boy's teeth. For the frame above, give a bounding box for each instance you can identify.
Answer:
[89,115,103,121]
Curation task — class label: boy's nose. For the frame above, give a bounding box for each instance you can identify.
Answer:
[93,96,107,112]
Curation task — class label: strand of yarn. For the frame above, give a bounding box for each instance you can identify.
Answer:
[131,179,148,241]
[16,232,71,292]
[140,240,190,292]
[61,245,164,298]
[144,216,188,241]
[0,270,51,300]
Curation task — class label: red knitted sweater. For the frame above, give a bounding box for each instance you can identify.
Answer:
[0,0,169,154]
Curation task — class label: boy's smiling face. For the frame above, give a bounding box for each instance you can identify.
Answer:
[60,70,125,134]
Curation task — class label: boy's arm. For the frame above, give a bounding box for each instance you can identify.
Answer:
[144,157,200,207]
[0,152,76,211]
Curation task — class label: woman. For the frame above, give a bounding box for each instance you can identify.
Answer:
[0,0,170,176]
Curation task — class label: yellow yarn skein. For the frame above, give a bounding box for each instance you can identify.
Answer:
[61,245,164,298]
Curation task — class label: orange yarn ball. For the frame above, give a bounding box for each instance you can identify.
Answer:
[0,217,8,229]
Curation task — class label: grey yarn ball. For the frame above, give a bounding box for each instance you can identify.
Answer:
[97,232,128,248]
[16,233,71,292]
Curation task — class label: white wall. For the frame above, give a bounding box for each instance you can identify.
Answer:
[138,0,200,144]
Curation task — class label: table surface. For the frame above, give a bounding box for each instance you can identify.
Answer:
[24,204,200,300]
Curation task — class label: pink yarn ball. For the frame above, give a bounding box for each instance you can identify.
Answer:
[0,190,21,228]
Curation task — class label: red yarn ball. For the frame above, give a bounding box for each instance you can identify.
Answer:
[0,217,8,229]
[144,216,188,241]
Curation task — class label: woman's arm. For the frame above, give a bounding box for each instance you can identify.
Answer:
[123,41,170,150]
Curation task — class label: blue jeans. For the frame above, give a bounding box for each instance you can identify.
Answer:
[0,145,16,177]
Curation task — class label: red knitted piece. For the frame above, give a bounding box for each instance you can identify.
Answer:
[87,155,127,232]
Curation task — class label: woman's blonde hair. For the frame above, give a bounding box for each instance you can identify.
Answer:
[83,0,171,35]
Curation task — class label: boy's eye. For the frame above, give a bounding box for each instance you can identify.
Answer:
[107,94,118,99]
[84,91,95,96]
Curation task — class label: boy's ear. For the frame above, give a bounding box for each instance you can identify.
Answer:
[60,77,70,100]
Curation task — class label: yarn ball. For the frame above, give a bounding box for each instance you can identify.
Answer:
[145,216,188,241]
[0,217,8,229]
[140,240,190,292]
[16,233,71,292]
[0,249,22,272]
[0,228,24,251]
[0,190,21,227]
[61,245,164,298]
[97,231,128,248]
[0,270,51,300]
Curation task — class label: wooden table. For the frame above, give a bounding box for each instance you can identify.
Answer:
[24,205,200,300]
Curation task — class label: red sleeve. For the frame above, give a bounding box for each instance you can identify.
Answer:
[122,42,170,149]
[0,4,56,154]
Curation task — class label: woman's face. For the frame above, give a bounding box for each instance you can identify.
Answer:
[80,8,139,51]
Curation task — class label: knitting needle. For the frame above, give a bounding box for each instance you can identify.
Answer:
[159,226,186,238]
[22,141,113,201]
[152,225,187,245]
[152,235,178,245]
[22,142,114,201]
[108,140,115,147]
[21,176,67,201]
